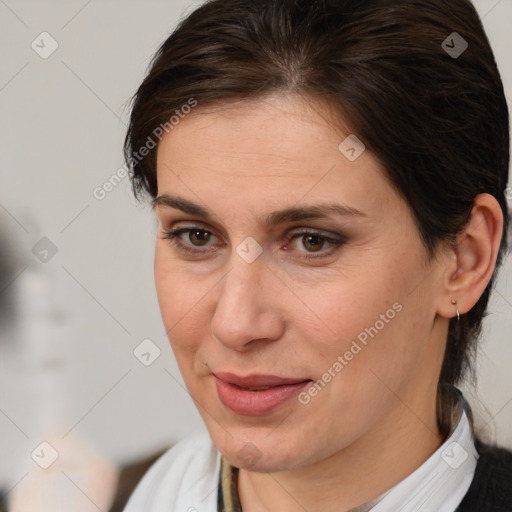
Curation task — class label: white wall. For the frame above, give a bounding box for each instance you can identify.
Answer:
[0,0,511,499]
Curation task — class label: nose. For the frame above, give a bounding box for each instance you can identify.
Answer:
[210,255,285,352]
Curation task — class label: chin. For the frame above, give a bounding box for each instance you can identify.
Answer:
[224,445,301,473]
[209,424,316,473]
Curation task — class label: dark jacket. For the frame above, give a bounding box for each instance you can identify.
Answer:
[456,438,512,512]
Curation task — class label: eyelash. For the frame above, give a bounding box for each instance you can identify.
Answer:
[160,226,346,260]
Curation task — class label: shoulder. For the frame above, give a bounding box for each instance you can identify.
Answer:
[122,431,220,512]
[456,438,512,512]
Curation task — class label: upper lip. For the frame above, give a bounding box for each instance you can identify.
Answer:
[214,372,310,388]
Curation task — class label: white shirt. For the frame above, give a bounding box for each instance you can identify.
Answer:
[123,409,478,512]
[369,407,478,512]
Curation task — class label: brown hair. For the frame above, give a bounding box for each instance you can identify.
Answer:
[124,0,509,436]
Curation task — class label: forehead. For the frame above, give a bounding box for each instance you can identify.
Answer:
[155,95,390,217]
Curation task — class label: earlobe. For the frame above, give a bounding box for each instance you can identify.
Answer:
[437,193,504,319]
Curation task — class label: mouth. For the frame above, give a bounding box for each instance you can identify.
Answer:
[213,372,312,415]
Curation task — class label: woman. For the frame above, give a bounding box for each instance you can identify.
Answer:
[122,0,511,510]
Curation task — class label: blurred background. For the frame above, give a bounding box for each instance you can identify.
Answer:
[0,0,511,510]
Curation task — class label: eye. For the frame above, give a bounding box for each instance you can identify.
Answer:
[300,234,326,252]
[186,229,212,246]
[161,226,220,254]
[286,230,346,259]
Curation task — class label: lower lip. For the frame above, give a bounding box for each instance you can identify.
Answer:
[215,378,311,415]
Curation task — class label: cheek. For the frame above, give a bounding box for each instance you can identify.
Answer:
[154,247,207,353]
[303,272,436,420]
[293,256,427,394]
[291,267,402,352]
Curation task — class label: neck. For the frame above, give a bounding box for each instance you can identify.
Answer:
[238,394,444,512]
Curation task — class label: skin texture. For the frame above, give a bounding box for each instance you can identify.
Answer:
[153,95,503,512]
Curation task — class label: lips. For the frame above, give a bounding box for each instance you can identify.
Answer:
[214,372,311,415]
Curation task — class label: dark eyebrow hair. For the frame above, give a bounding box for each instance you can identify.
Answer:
[152,194,209,217]
[152,194,366,224]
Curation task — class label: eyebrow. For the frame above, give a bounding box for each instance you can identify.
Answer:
[152,194,367,225]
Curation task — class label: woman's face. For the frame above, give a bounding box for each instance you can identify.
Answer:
[154,95,447,472]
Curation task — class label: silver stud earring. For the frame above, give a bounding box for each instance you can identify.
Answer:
[451,298,460,321]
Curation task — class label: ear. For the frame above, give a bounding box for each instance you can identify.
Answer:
[437,193,504,319]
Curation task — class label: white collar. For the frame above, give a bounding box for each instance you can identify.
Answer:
[366,406,478,512]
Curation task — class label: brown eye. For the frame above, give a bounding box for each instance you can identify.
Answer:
[189,230,211,246]
[302,234,325,252]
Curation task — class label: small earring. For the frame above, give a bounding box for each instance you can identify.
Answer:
[451,298,460,321]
